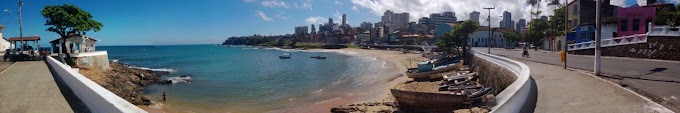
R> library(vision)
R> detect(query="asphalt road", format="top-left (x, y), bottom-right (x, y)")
top-left (472, 47), bottom-right (680, 112)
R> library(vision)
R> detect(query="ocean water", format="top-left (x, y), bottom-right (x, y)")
top-left (98, 45), bottom-right (396, 112)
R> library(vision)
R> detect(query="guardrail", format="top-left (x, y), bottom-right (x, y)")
top-left (45, 56), bottom-right (147, 113)
top-left (472, 50), bottom-right (533, 113)
top-left (568, 34), bottom-right (648, 51)
top-left (648, 25), bottom-right (680, 37)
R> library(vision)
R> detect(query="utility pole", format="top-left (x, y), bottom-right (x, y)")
top-left (563, 0), bottom-right (568, 69)
top-left (594, 0), bottom-right (602, 76)
top-left (18, 0), bottom-right (24, 50)
top-left (484, 7), bottom-right (495, 54)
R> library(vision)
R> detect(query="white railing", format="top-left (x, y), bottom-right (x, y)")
top-left (472, 50), bottom-right (533, 113)
top-left (45, 57), bottom-right (147, 113)
top-left (568, 34), bottom-right (648, 51)
top-left (648, 26), bottom-right (680, 37)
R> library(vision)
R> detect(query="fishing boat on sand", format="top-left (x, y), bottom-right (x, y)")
top-left (406, 58), bottom-right (463, 80)
top-left (391, 72), bottom-right (493, 112)
top-left (279, 53), bottom-right (291, 59)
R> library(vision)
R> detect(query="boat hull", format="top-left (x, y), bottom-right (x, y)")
top-left (391, 89), bottom-right (467, 112)
top-left (406, 63), bottom-right (462, 79)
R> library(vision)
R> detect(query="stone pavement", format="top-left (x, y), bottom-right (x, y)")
top-left (473, 47), bottom-right (680, 112)
top-left (0, 61), bottom-right (88, 112)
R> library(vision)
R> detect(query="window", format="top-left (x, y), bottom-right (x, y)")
top-left (645, 19), bottom-right (652, 32)
top-left (572, 4), bottom-right (579, 15)
top-left (632, 19), bottom-right (640, 31)
top-left (620, 20), bottom-right (628, 31)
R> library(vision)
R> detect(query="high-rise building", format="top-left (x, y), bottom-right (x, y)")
top-left (360, 22), bottom-right (373, 31)
top-left (500, 11), bottom-right (512, 28)
top-left (510, 20), bottom-right (516, 30)
top-left (540, 16), bottom-right (548, 21)
top-left (311, 24), bottom-right (316, 34)
top-left (380, 10), bottom-right (410, 33)
top-left (516, 19), bottom-right (526, 32)
top-left (329, 18), bottom-right (334, 25)
top-left (469, 11), bottom-right (480, 23)
top-left (342, 14), bottom-right (347, 26)
top-left (428, 12), bottom-right (457, 30)
top-left (295, 26), bottom-right (308, 35)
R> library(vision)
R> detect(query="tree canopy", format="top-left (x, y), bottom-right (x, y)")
top-left (503, 31), bottom-right (521, 43)
top-left (526, 19), bottom-right (550, 45)
top-left (436, 21), bottom-right (479, 56)
top-left (41, 4), bottom-right (103, 38)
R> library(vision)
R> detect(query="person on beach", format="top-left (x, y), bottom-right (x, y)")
top-left (163, 92), bottom-right (166, 101)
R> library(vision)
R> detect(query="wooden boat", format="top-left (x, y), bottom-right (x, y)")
top-left (391, 88), bottom-right (468, 112)
top-left (279, 53), bottom-right (291, 59)
top-left (310, 55), bottom-right (326, 59)
top-left (406, 61), bottom-right (463, 80)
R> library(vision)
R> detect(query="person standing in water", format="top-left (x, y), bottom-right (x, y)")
top-left (163, 92), bottom-right (166, 101)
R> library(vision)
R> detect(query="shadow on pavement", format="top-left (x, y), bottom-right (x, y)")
top-left (521, 77), bottom-right (538, 113)
top-left (45, 60), bottom-right (92, 113)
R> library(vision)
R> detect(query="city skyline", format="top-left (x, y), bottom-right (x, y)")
top-left (0, 0), bottom-right (671, 46)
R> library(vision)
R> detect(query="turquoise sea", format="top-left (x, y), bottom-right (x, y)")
top-left (98, 45), bottom-right (397, 112)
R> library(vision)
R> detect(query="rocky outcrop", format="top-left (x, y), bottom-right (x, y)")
top-left (571, 36), bottom-right (680, 61)
top-left (78, 62), bottom-right (168, 105)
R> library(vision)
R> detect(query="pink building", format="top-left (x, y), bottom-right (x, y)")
top-left (617, 5), bottom-right (656, 37)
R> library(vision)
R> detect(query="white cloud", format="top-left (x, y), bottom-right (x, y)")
top-left (243, 0), bottom-right (256, 3)
top-left (352, 5), bottom-right (359, 12)
top-left (275, 11), bottom-right (289, 20)
top-left (305, 16), bottom-right (326, 25)
top-left (261, 0), bottom-right (290, 8)
top-left (350, 0), bottom-right (624, 27)
top-left (256, 10), bottom-right (274, 21)
top-left (334, 1), bottom-right (344, 5)
top-left (301, 0), bottom-right (313, 10)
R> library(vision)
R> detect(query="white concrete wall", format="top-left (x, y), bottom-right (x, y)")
top-left (45, 57), bottom-right (147, 113)
top-left (473, 50), bottom-right (533, 113)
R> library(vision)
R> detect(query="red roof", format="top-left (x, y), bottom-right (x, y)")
top-left (7, 36), bottom-right (40, 41)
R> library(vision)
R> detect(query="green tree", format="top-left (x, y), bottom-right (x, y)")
top-left (527, 19), bottom-right (550, 46)
top-left (41, 4), bottom-right (103, 59)
top-left (503, 31), bottom-right (521, 45)
top-left (436, 21), bottom-right (479, 57)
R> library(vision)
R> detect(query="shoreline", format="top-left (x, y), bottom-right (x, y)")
top-left (271, 48), bottom-right (427, 112)
top-left (78, 62), bottom-right (169, 106)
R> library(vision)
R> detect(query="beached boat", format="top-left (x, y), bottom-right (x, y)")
top-left (406, 59), bottom-right (463, 80)
top-left (390, 89), bottom-right (468, 112)
top-left (279, 53), bottom-right (291, 59)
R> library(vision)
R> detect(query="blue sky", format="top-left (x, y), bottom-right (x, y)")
top-left (0, 0), bottom-right (676, 46)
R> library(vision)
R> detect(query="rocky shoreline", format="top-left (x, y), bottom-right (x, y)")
top-left (78, 62), bottom-right (169, 105)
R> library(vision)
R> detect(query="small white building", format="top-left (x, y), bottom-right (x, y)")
top-left (50, 35), bottom-right (110, 70)
top-left (0, 25), bottom-right (14, 52)
top-left (468, 27), bottom-right (511, 47)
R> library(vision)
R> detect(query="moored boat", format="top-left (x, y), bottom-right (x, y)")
top-left (310, 55), bottom-right (326, 59)
top-left (279, 53), bottom-right (291, 59)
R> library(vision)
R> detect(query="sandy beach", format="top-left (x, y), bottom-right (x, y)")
top-left (274, 48), bottom-right (428, 113)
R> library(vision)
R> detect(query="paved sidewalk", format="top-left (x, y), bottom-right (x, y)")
top-left (474, 47), bottom-right (680, 112)
top-left (0, 61), bottom-right (87, 112)
top-left (524, 60), bottom-right (672, 112)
